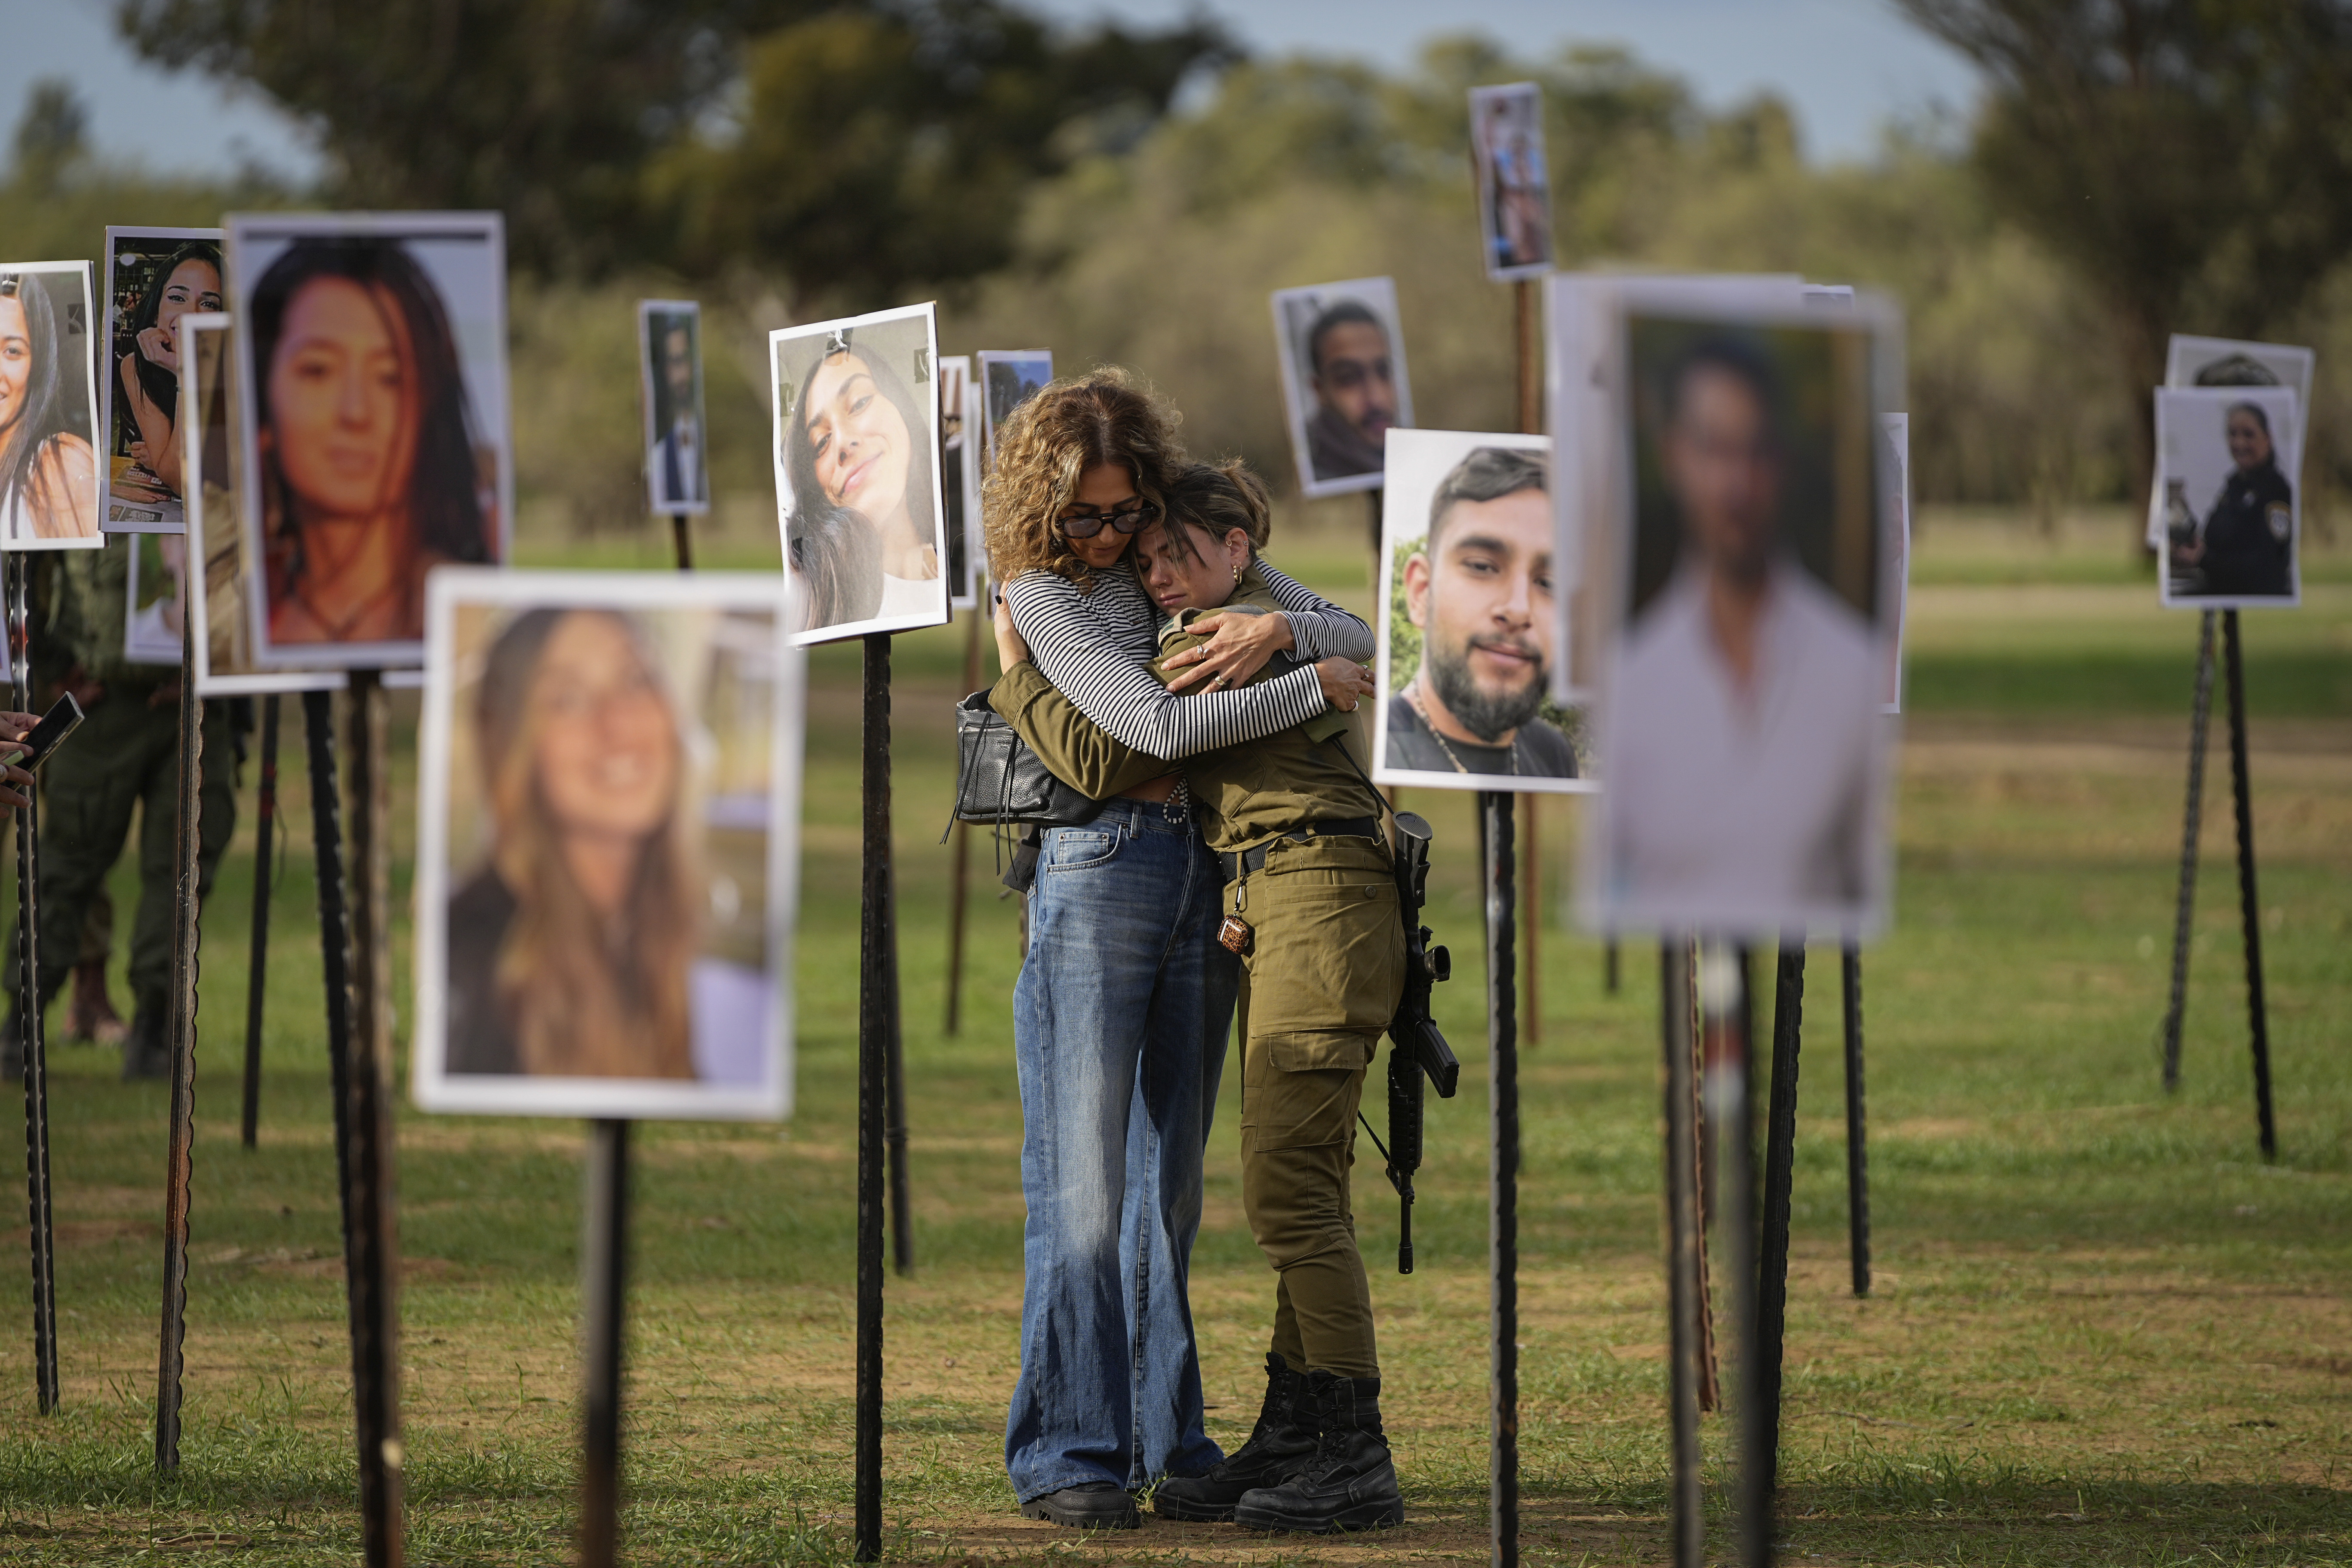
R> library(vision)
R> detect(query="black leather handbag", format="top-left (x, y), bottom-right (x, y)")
top-left (947, 691), bottom-right (1098, 830)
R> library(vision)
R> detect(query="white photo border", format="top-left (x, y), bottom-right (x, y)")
top-left (0, 259), bottom-right (105, 553)
top-left (100, 226), bottom-right (222, 534)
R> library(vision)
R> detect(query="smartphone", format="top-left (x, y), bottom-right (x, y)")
top-left (8, 693), bottom-right (83, 773)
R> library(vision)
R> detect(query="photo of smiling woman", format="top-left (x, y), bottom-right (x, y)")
top-left (0, 261), bottom-right (102, 547)
top-left (770, 304), bottom-right (947, 643)
top-left (414, 573), bottom-right (798, 1120)
top-left (101, 228), bottom-right (222, 528)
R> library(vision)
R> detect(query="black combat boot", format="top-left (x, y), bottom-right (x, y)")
top-left (121, 993), bottom-right (170, 1082)
top-left (1231, 1370), bottom-right (1404, 1534)
top-left (1153, 1352), bottom-right (1319, 1521)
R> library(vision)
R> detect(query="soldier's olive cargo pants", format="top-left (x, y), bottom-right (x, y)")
top-left (1230, 836), bottom-right (1406, 1381)
top-left (3, 692), bottom-right (237, 1013)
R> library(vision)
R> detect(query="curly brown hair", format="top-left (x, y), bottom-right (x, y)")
top-left (981, 367), bottom-right (1185, 589)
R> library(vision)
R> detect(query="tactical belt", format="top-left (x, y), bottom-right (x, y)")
top-left (1217, 816), bottom-right (1383, 883)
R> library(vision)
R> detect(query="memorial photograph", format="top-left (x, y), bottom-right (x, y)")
top-left (977, 347), bottom-right (1051, 459)
top-left (2146, 335), bottom-right (2316, 550)
top-left (99, 226), bottom-right (221, 531)
top-left (939, 353), bottom-right (979, 609)
top-left (1373, 427), bottom-right (1589, 793)
top-left (1586, 300), bottom-right (1898, 936)
top-left (1271, 276), bottom-right (1414, 498)
top-left (412, 569), bottom-right (800, 1121)
top-left (123, 530), bottom-right (188, 664)
top-left (772, 304), bottom-right (950, 644)
top-left (0, 259), bottom-right (103, 547)
top-left (227, 210), bottom-right (511, 668)
top-left (2155, 385), bottom-right (2301, 608)
top-left (639, 298), bottom-right (710, 516)
top-left (1470, 82), bottom-right (1553, 279)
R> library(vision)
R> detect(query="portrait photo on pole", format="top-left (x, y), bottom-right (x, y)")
top-left (2145, 335), bottom-right (2315, 549)
top-left (412, 569), bottom-right (802, 1122)
top-left (977, 348), bottom-right (1052, 461)
top-left (2155, 385), bottom-right (2301, 609)
top-left (1470, 83), bottom-right (1553, 280)
top-left (772, 304), bottom-right (950, 646)
top-left (226, 211), bottom-right (511, 669)
top-left (177, 313), bottom-right (345, 697)
top-left (939, 354), bottom-right (980, 610)
top-left (0, 259), bottom-right (104, 549)
top-left (1373, 428), bottom-right (1589, 793)
top-left (124, 531), bottom-right (190, 664)
top-left (1583, 294), bottom-right (1901, 938)
top-left (639, 299), bottom-right (711, 517)
top-left (1271, 277), bottom-right (1414, 498)
top-left (100, 227), bottom-right (223, 532)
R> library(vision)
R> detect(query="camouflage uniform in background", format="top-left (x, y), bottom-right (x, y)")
top-left (2, 538), bottom-right (237, 1080)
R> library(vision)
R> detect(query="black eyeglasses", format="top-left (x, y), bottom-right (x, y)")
top-left (1058, 501), bottom-right (1159, 539)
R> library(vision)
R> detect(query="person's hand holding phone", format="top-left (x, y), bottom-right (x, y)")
top-left (0, 710), bottom-right (43, 810)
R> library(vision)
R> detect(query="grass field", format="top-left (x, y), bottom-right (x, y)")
top-left (0, 509), bottom-right (2346, 1565)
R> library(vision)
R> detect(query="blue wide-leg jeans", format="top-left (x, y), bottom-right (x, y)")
top-left (1005, 797), bottom-right (1239, 1501)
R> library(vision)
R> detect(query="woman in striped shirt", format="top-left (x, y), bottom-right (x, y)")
top-left (982, 370), bottom-right (1375, 1530)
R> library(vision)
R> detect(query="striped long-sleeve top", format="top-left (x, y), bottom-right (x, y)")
top-left (1002, 560), bottom-right (1373, 760)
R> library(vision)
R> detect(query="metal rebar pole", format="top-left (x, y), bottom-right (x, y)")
top-left (1606, 938), bottom-right (1620, 996)
top-left (1660, 938), bottom-right (1704, 1568)
top-left (1840, 947), bottom-right (1870, 1298)
top-left (2161, 612), bottom-right (2217, 1089)
top-left (307, 682), bottom-right (403, 1567)
top-left (944, 610), bottom-right (980, 1036)
top-left (1520, 795), bottom-right (1538, 1050)
top-left (156, 587), bottom-right (206, 1471)
top-left (1703, 943), bottom-right (1770, 1568)
top-left (1482, 790), bottom-right (1520, 1568)
top-left (12, 553), bottom-right (58, 1414)
top-left (2220, 613), bottom-right (2276, 1160)
top-left (1757, 942), bottom-right (1805, 1502)
top-left (240, 693), bottom-right (280, 1148)
top-left (670, 512), bottom-right (694, 571)
top-left (578, 1118), bottom-right (630, 1568)
top-left (855, 634), bottom-right (890, 1562)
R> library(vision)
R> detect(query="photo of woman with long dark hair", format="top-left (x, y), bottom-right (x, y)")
top-left (445, 606), bottom-right (705, 1080)
top-left (105, 232), bottom-right (221, 522)
top-left (771, 306), bottom-right (946, 638)
top-left (0, 264), bottom-right (101, 544)
top-left (243, 230), bottom-right (499, 649)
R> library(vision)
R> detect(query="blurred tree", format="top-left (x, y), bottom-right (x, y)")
top-left (117, 0), bottom-right (1232, 289)
top-left (11, 78), bottom-right (90, 195)
top-left (657, 0), bottom-right (1235, 308)
top-left (1898, 0), bottom-right (2352, 509)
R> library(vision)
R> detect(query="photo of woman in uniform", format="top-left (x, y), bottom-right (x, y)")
top-left (771, 304), bottom-right (947, 643)
top-left (249, 238), bottom-right (497, 648)
top-left (2156, 385), bottom-right (2300, 607)
top-left (104, 231), bottom-right (222, 527)
top-left (0, 263), bottom-right (102, 546)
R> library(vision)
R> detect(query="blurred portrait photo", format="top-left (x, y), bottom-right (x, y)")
top-left (178, 312), bottom-right (344, 697)
top-left (228, 212), bottom-right (511, 668)
top-left (101, 228), bottom-right (222, 530)
top-left (0, 261), bottom-right (103, 548)
top-left (1592, 305), bottom-right (1895, 936)
top-left (1470, 83), bottom-right (1553, 279)
top-left (771, 304), bottom-right (949, 644)
top-left (415, 571), bottom-right (799, 1121)
top-left (1374, 429), bottom-right (1587, 793)
top-left (125, 531), bottom-right (189, 665)
top-left (2145, 335), bottom-right (2314, 553)
top-left (1272, 277), bottom-right (1414, 498)
top-left (2156, 385), bottom-right (2300, 607)
top-left (939, 354), bottom-right (978, 609)
top-left (978, 349), bottom-right (1052, 460)
top-left (640, 299), bottom-right (710, 515)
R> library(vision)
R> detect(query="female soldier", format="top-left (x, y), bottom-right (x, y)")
top-left (2173, 401), bottom-right (2294, 598)
top-left (984, 373), bottom-right (1375, 1530)
top-left (993, 461), bottom-right (1407, 1535)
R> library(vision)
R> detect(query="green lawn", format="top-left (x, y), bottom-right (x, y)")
top-left (0, 512), bottom-right (2346, 1564)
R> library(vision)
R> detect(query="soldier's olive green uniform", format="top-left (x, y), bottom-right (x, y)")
top-left (5, 539), bottom-right (237, 1021)
top-left (995, 567), bottom-right (1403, 1380)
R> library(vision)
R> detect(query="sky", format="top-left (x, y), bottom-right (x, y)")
top-left (2, 0), bottom-right (1981, 181)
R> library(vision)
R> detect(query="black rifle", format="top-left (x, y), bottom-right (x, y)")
top-left (1384, 811), bottom-right (1457, 1273)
